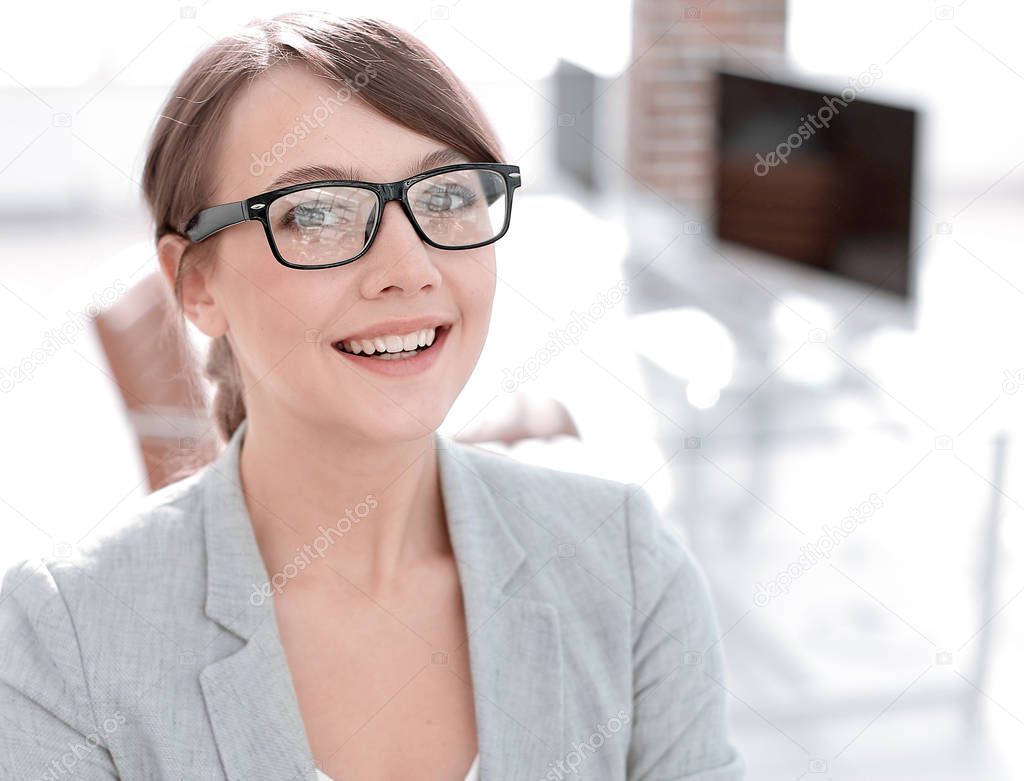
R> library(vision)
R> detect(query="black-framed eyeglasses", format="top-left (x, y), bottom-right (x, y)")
top-left (183, 162), bottom-right (522, 270)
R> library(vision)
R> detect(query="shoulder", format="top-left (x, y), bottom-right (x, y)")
top-left (0, 470), bottom-right (214, 760)
top-left (0, 467), bottom-right (209, 646)
top-left (448, 438), bottom-right (630, 518)
top-left (447, 439), bottom-right (695, 591)
top-left (66, 468), bottom-right (205, 583)
top-left (446, 438), bottom-right (636, 551)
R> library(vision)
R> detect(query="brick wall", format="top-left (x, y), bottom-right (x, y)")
top-left (627, 0), bottom-right (787, 215)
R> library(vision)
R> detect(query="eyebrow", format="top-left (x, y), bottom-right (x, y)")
top-left (266, 148), bottom-right (473, 190)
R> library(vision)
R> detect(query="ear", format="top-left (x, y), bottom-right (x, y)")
top-left (157, 232), bottom-right (228, 339)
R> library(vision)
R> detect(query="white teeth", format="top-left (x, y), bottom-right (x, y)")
top-left (340, 326), bottom-right (440, 355)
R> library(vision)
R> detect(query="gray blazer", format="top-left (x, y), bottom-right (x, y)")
top-left (0, 418), bottom-right (745, 780)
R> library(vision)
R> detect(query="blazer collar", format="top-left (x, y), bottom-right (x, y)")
top-left (197, 418), bottom-right (564, 780)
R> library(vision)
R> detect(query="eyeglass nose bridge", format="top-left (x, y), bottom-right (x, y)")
top-left (370, 181), bottom-right (427, 250)
top-left (374, 181), bottom-right (415, 227)
top-left (378, 181), bottom-right (406, 203)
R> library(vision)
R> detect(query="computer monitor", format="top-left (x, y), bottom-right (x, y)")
top-left (713, 65), bottom-right (919, 301)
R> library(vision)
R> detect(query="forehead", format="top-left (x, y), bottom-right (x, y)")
top-left (214, 63), bottom-right (462, 200)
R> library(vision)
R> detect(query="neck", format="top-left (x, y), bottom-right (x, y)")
top-left (237, 414), bottom-right (449, 597)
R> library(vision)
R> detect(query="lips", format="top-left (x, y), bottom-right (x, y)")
top-left (330, 321), bottom-right (452, 376)
top-left (334, 315), bottom-right (455, 344)
top-left (332, 324), bottom-right (450, 357)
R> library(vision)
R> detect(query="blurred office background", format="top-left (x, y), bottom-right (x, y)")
top-left (2, 1), bottom-right (1023, 778)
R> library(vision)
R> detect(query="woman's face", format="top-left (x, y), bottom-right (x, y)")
top-left (190, 64), bottom-right (497, 443)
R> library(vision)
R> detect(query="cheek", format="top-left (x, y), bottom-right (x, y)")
top-left (456, 250), bottom-right (497, 320)
top-left (443, 257), bottom-right (495, 358)
top-left (218, 223), bottom-right (280, 287)
top-left (214, 230), bottom-right (340, 372)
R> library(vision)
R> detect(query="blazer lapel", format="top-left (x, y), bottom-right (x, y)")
top-left (436, 434), bottom-right (565, 781)
top-left (197, 419), bottom-right (318, 781)
top-left (195, 418), bottom-right (564, 781)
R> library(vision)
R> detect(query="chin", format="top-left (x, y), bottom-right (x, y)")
top-left (346, 399), bottom-right (453, 442)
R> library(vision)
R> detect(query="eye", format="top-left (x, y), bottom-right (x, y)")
top-left (283, 201), bottom-right (355, 229)
top-left (415, 183), bottom-right (478, 214)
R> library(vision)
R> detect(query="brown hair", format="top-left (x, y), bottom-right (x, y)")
top-left (141, 11), bottom-right (505, 449)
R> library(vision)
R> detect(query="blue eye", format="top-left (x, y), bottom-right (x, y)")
top-left (283, 202), bottom-right (355, 229)
top-left (415, 183), bottom-right (478, 214)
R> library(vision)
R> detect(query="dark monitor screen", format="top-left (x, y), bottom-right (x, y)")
top-left (713, 68), bottom-right (918, 299)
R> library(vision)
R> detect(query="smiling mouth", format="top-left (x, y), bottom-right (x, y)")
top-left (332, 324), bottom-right (451, 360)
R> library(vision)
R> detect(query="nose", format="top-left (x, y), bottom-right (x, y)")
top-left (358, 199), bottom-right (442, 298)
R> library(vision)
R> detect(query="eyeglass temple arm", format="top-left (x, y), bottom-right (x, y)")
top-left (184, 201), bottom-right (248, 243)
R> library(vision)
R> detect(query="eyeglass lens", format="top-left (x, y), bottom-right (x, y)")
top-left (265, 168), bottom-right (508, 266)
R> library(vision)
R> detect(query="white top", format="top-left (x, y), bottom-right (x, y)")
top-left (316, 753), bottom-right (479, 781)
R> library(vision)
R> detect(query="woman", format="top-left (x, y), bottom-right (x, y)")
top-left (0, 12), bottom-right (745, 781)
